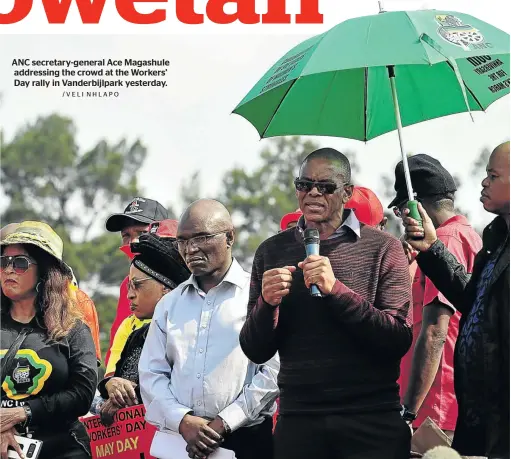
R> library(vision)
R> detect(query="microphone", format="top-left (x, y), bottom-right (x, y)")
top-left (303, 228), bottom-right (322, 297)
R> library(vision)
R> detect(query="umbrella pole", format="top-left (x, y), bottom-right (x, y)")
top-left (387, 65), bottom-right (423, 225)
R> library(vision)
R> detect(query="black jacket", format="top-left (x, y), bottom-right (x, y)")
top-left (1, 315), bottom-right (97, 458)
top-left (0, 316), bottom-right (97, 431)
top-left (98, 323), bottom-right (149, 402)
top-left (416, 216), bottom-right (509, 458)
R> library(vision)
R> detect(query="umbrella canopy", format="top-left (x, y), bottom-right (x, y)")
top-left (233, 10), bottom-right (510, 141)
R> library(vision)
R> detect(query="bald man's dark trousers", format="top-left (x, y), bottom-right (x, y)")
top-left (221, 416), bottom-right (274, 459)
top-left (274, 410), bottom-right (411, 459)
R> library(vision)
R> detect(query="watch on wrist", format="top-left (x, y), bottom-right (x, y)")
top-left (400, 405), bottom-right (417, 422)
top-left (220, 417), bottom-right (231, 435)
top-left (21, 404), bottom-right (32, 429)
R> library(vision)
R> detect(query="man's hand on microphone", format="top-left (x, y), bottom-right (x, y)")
top-left (262, 266), bottom-right (296, 306)
top-left (298, 255), bottom-right (336, 295)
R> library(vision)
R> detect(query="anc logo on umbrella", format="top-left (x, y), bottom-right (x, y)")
top-left (435, 14), bottom-right (484, 51)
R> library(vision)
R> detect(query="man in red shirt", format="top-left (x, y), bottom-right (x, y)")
top-left (280, 209), bottom-right (302, 231)
top-left (104, 196), bottom-right (168, 366)
top-left (345, 186), bottom-right (387, 230)
top-left (389, 155), bottom-right (482, 437)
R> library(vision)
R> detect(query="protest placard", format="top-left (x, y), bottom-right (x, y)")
top-left (80, 405), bottom-right (157, 459)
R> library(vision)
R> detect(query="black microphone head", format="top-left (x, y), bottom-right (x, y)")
top-left (303, 228), bottom-right (320, 245)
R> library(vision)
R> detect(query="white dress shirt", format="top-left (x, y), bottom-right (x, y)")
top-left (297, 208), bottom-right (361, 239)
top-left (139, 258), bottom-right (280, 433)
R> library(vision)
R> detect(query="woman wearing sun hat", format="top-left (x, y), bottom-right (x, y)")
top-left (0, 221), bottom-right (97, 459)
top-left (1, 222), bottom-right (102, 367)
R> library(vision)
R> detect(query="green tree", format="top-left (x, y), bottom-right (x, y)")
top-left (468, 146), bottom-right (493, 235)
top-left (1, 114), bottom-right (147, 286)
top-left (93, 293), bottom-right (119, 360)
top-left (180, 170), bottom-right (202, 211)
top-left (376, 174), bottom-right (402, 238)
top-left (1, 113), bottom-right (151, 360)
top-left (219, 137), bottom-right (317, 266)
top-left (471, 147), bottom-right (491, 179)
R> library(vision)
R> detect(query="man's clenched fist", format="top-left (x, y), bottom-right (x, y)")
top-left (262, 266), bottom-right (296, 306)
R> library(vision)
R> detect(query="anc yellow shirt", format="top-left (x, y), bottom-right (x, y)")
top-left (105, 315), bottom-right (151, 377)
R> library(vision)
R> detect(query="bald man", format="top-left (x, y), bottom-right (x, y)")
top-left (402, 141), bottom-right (510, 459)
top-left (139, 199), bottom-right (279, 459)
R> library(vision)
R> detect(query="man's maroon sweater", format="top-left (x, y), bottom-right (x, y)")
top-left (240, 224), bottom-right (412, 414)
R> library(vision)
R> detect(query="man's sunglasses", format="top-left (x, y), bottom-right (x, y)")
top-left (0, 255), bottom-right (37, 274)
top-left (294, 178), bottom-right (342, 195)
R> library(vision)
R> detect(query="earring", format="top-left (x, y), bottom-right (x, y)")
top-left (35, 282), bottom-right (41, 293)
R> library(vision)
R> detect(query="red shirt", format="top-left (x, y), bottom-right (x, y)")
top-left (104, 276), bottom-right (130, 366)
top-left (398, 215), bottom-right (482, 430)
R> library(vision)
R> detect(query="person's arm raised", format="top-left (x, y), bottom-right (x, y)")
top-left (403, 203), bottom-right (472, 312)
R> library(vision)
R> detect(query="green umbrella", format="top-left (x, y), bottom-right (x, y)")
top-left (233, 9), bottom-right (510, 222)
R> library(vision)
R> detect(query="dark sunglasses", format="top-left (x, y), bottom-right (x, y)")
top-left (0, 255), bottom-right (37, 274)
top-left (294, 178), bottom-right (342, 195)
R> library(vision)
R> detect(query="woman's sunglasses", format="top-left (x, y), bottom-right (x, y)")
top-left (0, 255), bottom-right (37, 274)
top-left (294, 178), bottom-right (341, 195)
top-left (127, 276), bottom-right (153, 291)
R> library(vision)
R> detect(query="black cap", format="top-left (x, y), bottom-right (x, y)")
top-left (105, 197), bottom-right (168, 232)
top-left (388, 154), bottom-right (457, 208)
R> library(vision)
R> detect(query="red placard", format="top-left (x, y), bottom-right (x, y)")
top-left (80, 405), bottom-right (157, 459)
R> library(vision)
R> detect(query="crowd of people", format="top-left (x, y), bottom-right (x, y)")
top-left (0, 141), bottom-right (509, 459)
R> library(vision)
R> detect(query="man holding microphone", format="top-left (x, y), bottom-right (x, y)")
top-left (240, 148), bottom-right (413, 459)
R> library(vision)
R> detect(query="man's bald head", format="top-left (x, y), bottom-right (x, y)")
top-left (179, 199), bottom-right (233, 234)
top-left (492, 140), bottom-right (510, 161)
top-left (1, 223), bottom-right (20, 241)
top-left (481, 140), bottom-right (510, 215)
top-left (177, 199), bottom-right (235, 282)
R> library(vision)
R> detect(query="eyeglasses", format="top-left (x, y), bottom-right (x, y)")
top-left (174, 231), bottom-right (229, 251)
top-left (0, 255), bottom-right (37, 274)
top-left (294, 178), bottom-right (343, 195)
top-left (127, 276), bottom-right (153, 291)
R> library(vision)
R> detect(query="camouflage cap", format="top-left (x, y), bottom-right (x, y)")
top-left (0, 221), bottom-right (64, 261)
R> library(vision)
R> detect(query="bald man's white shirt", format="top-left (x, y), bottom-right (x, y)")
top-left (139, 258), bottom-right (280, 433)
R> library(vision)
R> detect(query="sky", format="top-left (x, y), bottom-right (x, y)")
top-left (1, 0), bottom-right (509, 236)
